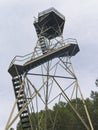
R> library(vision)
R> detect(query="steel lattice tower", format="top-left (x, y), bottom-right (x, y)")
top-left (5, 8), bottom-right (94, 130)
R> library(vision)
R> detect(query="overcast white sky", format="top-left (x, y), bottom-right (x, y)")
top-left (0, 0), bottom-right (98, 130)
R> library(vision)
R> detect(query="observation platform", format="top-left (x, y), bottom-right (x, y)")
top-left (8, 43), bottom-right (79, 77)
top-left (34, 7), bottom-right (65, 39)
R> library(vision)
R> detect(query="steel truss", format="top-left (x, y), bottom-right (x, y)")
top-left (5, 37), bottom-right (94, 130)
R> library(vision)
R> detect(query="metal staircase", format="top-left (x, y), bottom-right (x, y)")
top-left (12, 76), bottom-right (32, 130)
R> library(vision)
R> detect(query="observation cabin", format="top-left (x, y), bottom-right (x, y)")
top-left (34, 7), bottom-right (65, 39)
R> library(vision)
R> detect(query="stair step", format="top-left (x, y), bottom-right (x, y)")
top-left (22, 125), bottom-right (31, 129)
top-left (18, 100), bottom-right (26, 105)
top-left (21, 120), bottom-right (30, 124)
top-left (21, 110), bottom-right (28, 114)
top-left (16, 91), bottom-right (24, 97)
top-left (18, 105), bottom-right (27, 110)
top-left (12, 77), bottom-right (22, 82)
top-left (18, 106), bottom-right (23, 110)
top-left (18, 105), bottom-right (27, 111)
top-left (13, 82), bottom-right (21, 86)
top-left (17, 93), bottom-right (24, 97)
top-left (14, 87), bottom-right (21, 91)
top-left (20, 115), bottom-right (29, 120)
top-left (16, 90), bottom-right (24, 94)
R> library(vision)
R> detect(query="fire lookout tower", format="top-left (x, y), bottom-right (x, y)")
top-left (5, 7), bottom-right (94, 130)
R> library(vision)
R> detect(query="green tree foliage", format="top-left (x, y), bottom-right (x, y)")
top-left (10, 128), bottom-right (14, 130)
top-left (16, 91), bottom-right (98, 130)
top-left (90, 91), bottom-right (98, 130)
top-left (53, 99), bottom-right (88, 130)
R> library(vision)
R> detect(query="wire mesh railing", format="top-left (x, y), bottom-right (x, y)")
top-left (9, 38), bottom-right (78, 69)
